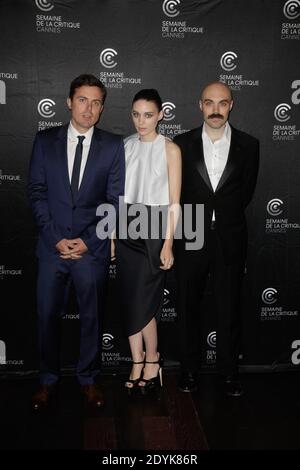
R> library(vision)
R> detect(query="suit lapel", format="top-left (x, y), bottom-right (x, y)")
top-left (192, 127), bottom-right (214, 192)
top-left (55, 125), bottom-right (73, 202)
top-left (215, 127), bottom-right (240, 192)
top-left (77, 128), bottom-right (103, 200)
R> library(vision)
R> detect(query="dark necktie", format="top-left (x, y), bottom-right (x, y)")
top-left (71, 135), bottom-right (85, 196)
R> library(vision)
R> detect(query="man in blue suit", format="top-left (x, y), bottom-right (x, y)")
top-left (28, 74), bottom-right (125, 410)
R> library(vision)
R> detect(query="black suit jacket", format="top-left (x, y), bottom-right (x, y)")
top-left (174, 125), bottom-right (259, 263)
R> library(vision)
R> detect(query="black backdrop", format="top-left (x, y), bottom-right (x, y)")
top-left (0, 0), bottom-right (300, 376)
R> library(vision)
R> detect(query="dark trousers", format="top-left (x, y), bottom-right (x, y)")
top-left (175, 228), bottom-right (244, 376)
top-left (37, 254), bottom-right (108, 385)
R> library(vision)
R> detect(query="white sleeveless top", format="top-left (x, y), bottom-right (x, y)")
top-left (124, 133), bottom-right (169, 206)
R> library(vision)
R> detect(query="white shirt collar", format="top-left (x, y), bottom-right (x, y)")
top-left (68, 121), bottom-right (94, 145)
top-left (202, 121), bottom-right (231, 144)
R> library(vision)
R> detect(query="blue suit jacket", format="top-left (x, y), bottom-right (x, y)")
top-left (28, 124), bottom-right (125, 261)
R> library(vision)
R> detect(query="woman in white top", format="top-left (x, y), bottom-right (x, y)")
top-left (115, 89), bottom-right (181, 393)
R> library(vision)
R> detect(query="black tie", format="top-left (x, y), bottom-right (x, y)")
top-left (71, 135), bottom-right (85, 196)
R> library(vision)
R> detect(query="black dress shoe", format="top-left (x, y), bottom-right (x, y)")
top-left (224, 376), bottom-right (243, 397)
top-left (178, 371), bottom-right (198, 393)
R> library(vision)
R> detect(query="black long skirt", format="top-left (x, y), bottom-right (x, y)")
top-left (116, 205), bottom-right (167, 337)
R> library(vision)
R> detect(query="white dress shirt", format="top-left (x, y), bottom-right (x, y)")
top-left (67, 122), bottom-right (94, 188)
top-left (202, 122), bottom-right (231, 220)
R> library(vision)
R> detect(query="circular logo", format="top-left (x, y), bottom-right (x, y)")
top-left (262, 288), bottom-right (277, 305)
top-left (283, 0), bottom-right (300, 19)
top-left (0, 339), bottom-right (6, 365)
top-left (274, 103), bottom-right (291, 122)
top-left (37, 98), bottom-right (56, 118)
top-left (162, 0), bottom-right (180, 17)
top-left (100, 48), bottom-right (118, 69)
top-left (207, 331), bottom-right (216, 348)
top-left (35, 0), bottom-right (54, 12)
top-left (267, 198), bottom-right (283, 216)
top-left (220, 51), bottom-right (238, 71)
top-left (162, 101), bottom-right (176, 121)
top-left (163, 288), bottom-right (170, 306)
top-left (102, 333), bottom-right (114, 351)
top-left (0, 80), bottom-right (6, 104)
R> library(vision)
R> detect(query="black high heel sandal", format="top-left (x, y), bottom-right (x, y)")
top-left (125, 354), bottom-right (145, 392)
top-left (139, 354), bottom-right (163, 393)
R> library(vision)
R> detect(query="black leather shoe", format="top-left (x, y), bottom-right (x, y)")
top-left (178, 371), bottom-right (198, 393)
top-left (224, 376), bottom-right (243, 397)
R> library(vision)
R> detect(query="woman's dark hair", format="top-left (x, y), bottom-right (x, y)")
top-left (132, 89), bottom-right (162, 111)
top-left (69, 74), bottom-right (107, 103)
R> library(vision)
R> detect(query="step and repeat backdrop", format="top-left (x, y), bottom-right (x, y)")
top-left (0, 0), bottom-right (299, 376)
